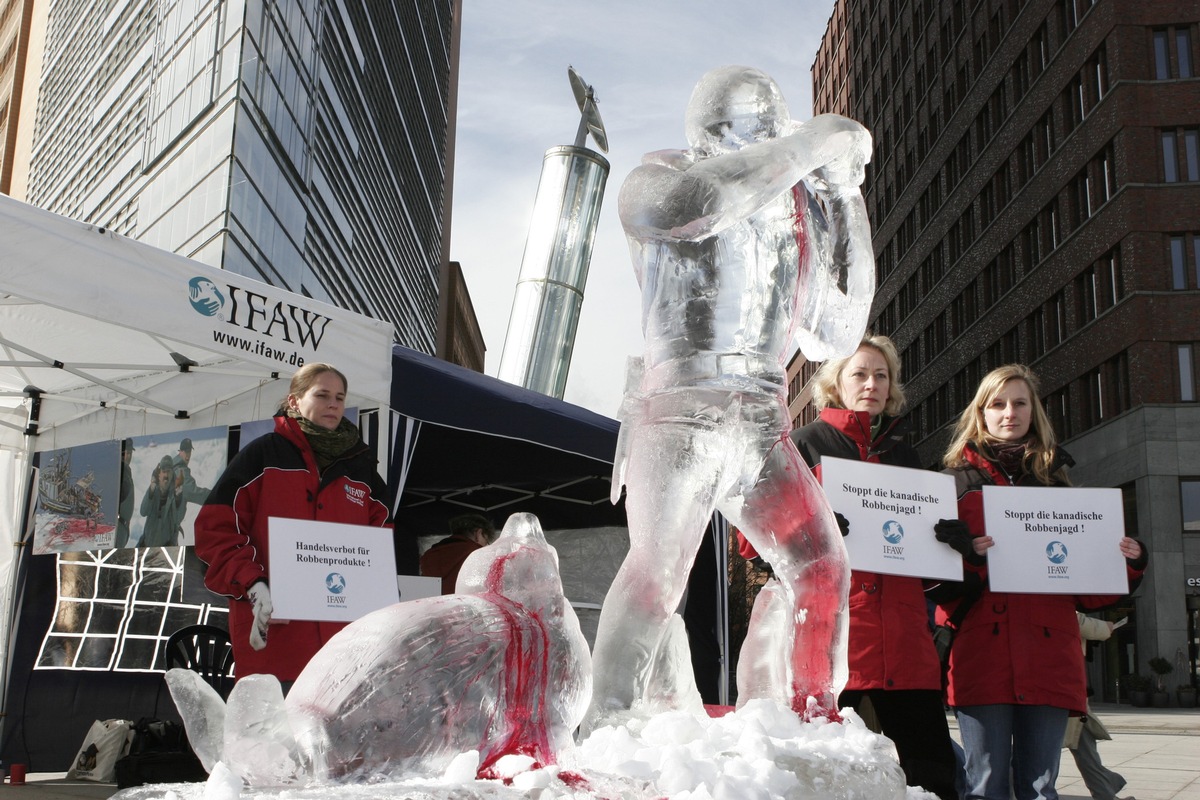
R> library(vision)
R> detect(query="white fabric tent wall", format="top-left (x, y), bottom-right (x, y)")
top-left (0, 448), bottom-right (28, 721)
top-left (0, 194), bottom-right (396, 748)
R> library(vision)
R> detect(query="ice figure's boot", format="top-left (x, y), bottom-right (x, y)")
top-left (735, 579), bottom-right (792, 708)
top-left (784, 552), bottom-right (848, 722)
top-left (639, 614), bottom-right (705, 716)
top-left (165, 668), bottom-right (227, 772)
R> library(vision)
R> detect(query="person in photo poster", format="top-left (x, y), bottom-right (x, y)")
top-left (123, 427), bottom-right (226, 548)
top-left (114, 438), bottom-right (135, 549)
top-left (195, 363), bottom-right (394, 686)
top-left (738, 334), bottom-right (959, 800)
top-left (170, 437), bottom-right (210, 538)
top-left (140, 455), bottom-right (186, 547)
top-left (938, 364), bottom-right (1147, 800)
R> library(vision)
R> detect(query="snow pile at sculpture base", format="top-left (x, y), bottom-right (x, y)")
top-left (113, 700), bottom-right (931, 800)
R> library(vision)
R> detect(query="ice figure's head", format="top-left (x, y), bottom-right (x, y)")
top-left (685, 65), bottom-right (789, 157)
top-left (457, 512), bottom-right (565, 617)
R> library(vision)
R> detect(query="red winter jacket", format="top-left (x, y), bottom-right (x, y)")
top-left (740, 408), bottom-right (943, 691)
top-left (195, 415), bottom-right (392, 682)
top-left (938, 443), bottom-right (1145, 713)
top-left (420, 534), bottom-right (485, 594)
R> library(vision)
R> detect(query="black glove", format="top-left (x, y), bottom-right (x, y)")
top-left (1125, 538), bottom-right (1149, 570)
top-left (935, 518), bottom-right (986, 566)
top-left (749, 555), bottom-right (774, 577)
top-left (834, 512), bottom-right (850, 537)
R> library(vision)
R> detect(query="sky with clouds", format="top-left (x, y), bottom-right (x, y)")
top-left (449, 0), bottom-right (839, 417)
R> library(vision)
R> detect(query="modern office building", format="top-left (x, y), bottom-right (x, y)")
top-left (0, 3), bottom-right (467, 762)
top-left (9, 0), bottom-right (460, 354)
top-left (808, 0), bottom-right (1200, 697)
top-left (0, 0), bottom-right (34, 194)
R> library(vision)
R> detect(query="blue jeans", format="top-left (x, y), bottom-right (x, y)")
top-left (956, 704), bottom-right (1069, 800)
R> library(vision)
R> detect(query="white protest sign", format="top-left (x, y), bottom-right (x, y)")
top-left (268, 518), bottom-right (399, 622)
top-left (821, 457), bottom-right (962, 580)
top-left (982, 485), bottom-right (1127, 594)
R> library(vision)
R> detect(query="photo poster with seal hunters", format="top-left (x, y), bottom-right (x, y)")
top-left (268, 518), bottom-right (399, 622)
top-left (981, 485), bottom-right (1128, 594)
top-left (820, 456), bottom-right (962, 581)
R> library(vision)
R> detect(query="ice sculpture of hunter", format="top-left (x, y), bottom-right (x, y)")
top-left (585, 65), bottom-right (875, 731)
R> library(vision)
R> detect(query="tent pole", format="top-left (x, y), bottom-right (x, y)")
top-left (713, 516), bottom-right (730, 706)
top-left (0, 389), bottom-right (40, 752)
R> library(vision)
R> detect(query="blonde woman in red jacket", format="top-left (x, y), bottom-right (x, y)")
top-left (196, 363), bottom-right (393, 687)
top-left (938, 364), bottom-right (1146, 800)
top-left (740, 335), bottom-right (958, 800)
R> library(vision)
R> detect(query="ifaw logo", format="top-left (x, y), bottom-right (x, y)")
top-left (188, 276), bottom-right (332, 350)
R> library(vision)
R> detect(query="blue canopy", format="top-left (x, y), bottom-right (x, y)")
top-left (388, 346), bottom-right (625, 536)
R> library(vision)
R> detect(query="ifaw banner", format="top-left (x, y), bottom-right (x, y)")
top-left (0, 192), bottom-right (394, 407)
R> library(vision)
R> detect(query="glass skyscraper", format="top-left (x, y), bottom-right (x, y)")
top-left (21, 0), bottom-right (458, 352)
top-left (0, 4), bottom-right (461, 768)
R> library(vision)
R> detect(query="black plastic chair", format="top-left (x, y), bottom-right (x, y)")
top-left (164, 624), bottom-right (236, 700)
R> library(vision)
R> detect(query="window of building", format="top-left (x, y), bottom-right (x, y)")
top-left (1002, 326), bottom-right (1020, 363)
top-left (1195, 236), bottom-right (1200, 288)
top-left (1155, 30), bottom-right (1171, 79)
top-left (1100, 248), bottom-right (1123, 308)
top-left (1101, 143), bottom-right (1117, 201)
top-left (1182, 479), bottom-right (1200, 533)
top-left (1155, 27), bottom-right (1195, 79)
top-left (1024, 217), bottom-right (1041, 270)
top-left (1048, 199), bottom-right (1061, 250)
top-left (1048, 290), bottom-right (1067, 346)
top-left (1018, 134), bottom-right (1035, 185)
top-left (1030, 305), bottom-right (1047, 358)
top-left (1111, 351), bottom-right (1131, 414)
top-left (1013, 50), bottom-right (1030, 99)
top-left (1185, 130), bottom-right (1200, 181)
top-left (1089, 43), bottom-right (1109, 101)
top-left (1032, 23), bottom-right (1049, 76)
top-left (1083, 367), bottom-right (1104, 426)
top-left (1180, 343), bottom-right (1197, 402)
top-left (1075, 169), bottom-right (1093, 222)
top-left (1067, 75), bottom-right (1085, 130)
top-left (1173, 236), bottom-right (1189, 289)
top-left (1164, 131), bottom-right (1179, 181)
top-left (1046, 388), bottom-right (1070, 439)
top-left (1077, 267), bottom-right (1098, 325)
top-left (1036, 112), bottom-right (1055, 166)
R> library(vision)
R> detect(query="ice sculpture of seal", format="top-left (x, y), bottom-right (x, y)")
top-left (167, 512), bottom-right (590, 786)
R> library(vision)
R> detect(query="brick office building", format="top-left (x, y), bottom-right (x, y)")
top-left (806, 0), bottom-right (1200, 698)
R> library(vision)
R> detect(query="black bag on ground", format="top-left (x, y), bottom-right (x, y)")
top-left (114, 718), bottom-right (208, 788)
top-left (933, 580), bottom-right (983, 669)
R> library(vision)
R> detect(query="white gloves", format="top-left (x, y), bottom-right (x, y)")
top-left (247, 582), bottom-right (273, 651)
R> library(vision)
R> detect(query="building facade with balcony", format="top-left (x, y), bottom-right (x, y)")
top-left (810, 0), bottom-right (1200, 698)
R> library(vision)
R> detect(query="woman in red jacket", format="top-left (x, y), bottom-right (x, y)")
top-left (939, 364), bottom-right (1146, 800)
top-left (740, 335), bottom-right (958, 800)
top-left (195, 363), bottom-right (392, 686)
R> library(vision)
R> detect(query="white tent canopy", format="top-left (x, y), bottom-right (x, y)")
top-left (0, 194), bottom-right (393, 453)
top-left (0, 193), bottom-right (394, 745)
